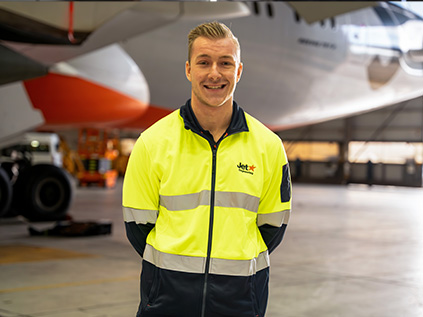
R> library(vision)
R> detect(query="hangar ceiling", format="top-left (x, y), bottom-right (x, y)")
top-left (278, 96), bottom-right (423, 143)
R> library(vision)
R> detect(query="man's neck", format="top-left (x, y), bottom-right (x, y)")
top-left (191, 100), bottom-right (233, 143)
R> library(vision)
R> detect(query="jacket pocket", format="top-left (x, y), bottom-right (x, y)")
top-left (251, 274), bottom-right (261, 317)
top-left (140, 260), bottom-right (160, 311)
top-left (207, 274), bottom-right (258, 317)
top-left (252, 268), bottom-right (269, 317)
top-left (147, 266), bottom-right (160, 305)
top-left (141, 263), bottom-right (203, 316)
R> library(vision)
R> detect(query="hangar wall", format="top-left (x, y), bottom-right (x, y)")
top-left (278, 96), bottom-right (423, 187)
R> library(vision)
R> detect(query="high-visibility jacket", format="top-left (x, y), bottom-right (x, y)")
top-left (123, 100), bottom-right (292, 317)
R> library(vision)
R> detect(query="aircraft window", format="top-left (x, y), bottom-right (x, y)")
top-left (330, 18), bottom-right (335, 29)
top-left (253, 2), bottom-right (260, 15)
top-left (266, 3), bottom-right (274, 18)
top-left (294, 11), bottom-right (301, 23)
top-left (373, 6), bottom-right (396, 26)
top-left (388, 3), bottom-right (423, 21)
top-left (392, 11), bottom-right (409, 24)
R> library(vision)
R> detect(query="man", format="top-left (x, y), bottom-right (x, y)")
top-left (123, 21), bottom-right (292, 317)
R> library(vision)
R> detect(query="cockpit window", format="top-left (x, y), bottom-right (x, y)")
top-left (392, 11), bottom-right (410, 24)
top-left (387, 2), bottom-right (423, 24)
top-left (391, 3), bottom-right (423, 19)
top-left (373, 6), bottom-right (396, 26)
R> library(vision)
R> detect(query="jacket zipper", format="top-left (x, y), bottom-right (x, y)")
top-left (200, 135), bottom-right (222, 317)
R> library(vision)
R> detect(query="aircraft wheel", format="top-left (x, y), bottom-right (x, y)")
top-left (16, 164), bottom-right (73, 221)
top-left (0, 167), bottom-right (12, 217)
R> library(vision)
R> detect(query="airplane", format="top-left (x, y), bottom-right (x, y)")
top-left (0, 2), bottom-right (249, 221)
top-left (121, 1), bottom-right (423, 130)
top-left (1, 1), bottom-right (423, 221)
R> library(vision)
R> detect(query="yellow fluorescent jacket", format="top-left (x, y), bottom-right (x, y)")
top-left (123, 101), bottom-right (291, 277)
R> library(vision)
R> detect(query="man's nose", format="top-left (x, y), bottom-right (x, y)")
top-left (208, 63), bottom-right (221, 80)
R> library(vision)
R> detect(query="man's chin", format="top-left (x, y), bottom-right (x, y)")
top-left (203, 97), bottom-right (231, 108)
top-left (193, 92), bottom-right (232, 109)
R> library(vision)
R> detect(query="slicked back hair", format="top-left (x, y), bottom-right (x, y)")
top-left (187, 21), bottom-right (240, 64)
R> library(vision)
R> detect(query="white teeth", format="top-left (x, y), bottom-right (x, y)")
top-left (206, 85), bottom-right (224, 89)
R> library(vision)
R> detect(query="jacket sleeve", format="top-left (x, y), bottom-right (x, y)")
top-left (257, 139), bottom-right (292, 254)
top-left (122, 136), bottom-right (160, 258)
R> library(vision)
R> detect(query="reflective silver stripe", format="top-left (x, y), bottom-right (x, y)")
top-left (144, 244), bottom-right (206, 274)
top-left (123, 207), bottom-right (158, 224)
top-left (215, 191), bottom-right (259, 213)
top-left (257, 209), bottom-right (291, 227)
top-left (209, 251), bottom-right (269, 276)
top-left (160, 190), bottom-right (259, 213)
top-left (160, 190), bottom-right (210, 211)
top-left (143, 244), bottom-right (269, 277)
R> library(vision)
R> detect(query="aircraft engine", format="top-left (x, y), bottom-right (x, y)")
top-left (399, 20), bottom-right (423, 76)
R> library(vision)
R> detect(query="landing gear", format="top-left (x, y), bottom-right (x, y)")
top-left (13, 164), bottom-right (73, 222)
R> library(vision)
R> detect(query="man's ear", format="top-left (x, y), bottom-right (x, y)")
top-left (236, 62), bottom-right (243, 83)
top-left (185, 61), bottom-right (192, 82)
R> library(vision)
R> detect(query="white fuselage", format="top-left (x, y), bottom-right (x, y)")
top-left (1, 2), bottom-right (423, 138)
top-left (121, 2), bottom-right (423, 129)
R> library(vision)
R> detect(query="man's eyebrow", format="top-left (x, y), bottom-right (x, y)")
top-left (219, 55), bottom-right (236, 60)
top-left (195, 54), bottom-right (211, 60)
top-left (194, 54), bottom-right (236, 60)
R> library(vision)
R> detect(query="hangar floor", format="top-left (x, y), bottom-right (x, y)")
top-left (1, 180), bottom-right (422, 317)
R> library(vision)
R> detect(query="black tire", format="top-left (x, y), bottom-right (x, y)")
top-left (0, 167), bottom-right (12, 217)
top-left (14, 164), bottom-right (73, 221)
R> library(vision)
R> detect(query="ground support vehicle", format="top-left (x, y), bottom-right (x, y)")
top-left (0, 133), bottom-right (73, 221)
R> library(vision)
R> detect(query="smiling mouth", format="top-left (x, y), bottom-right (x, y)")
top-left (204, 84), bottom-right (226, 90)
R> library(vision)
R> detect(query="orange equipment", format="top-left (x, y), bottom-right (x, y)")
top-left (77, 128), bottom-right (118, 188)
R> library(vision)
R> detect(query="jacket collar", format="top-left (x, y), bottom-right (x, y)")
top-left (179, 99), bottom-right (249, 136)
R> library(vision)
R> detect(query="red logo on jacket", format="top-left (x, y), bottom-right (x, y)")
top-left (237, 162), bottom-right (256, 175)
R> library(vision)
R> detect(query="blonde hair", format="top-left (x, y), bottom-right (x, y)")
top-left (187, 21), bottom-right (240, 64)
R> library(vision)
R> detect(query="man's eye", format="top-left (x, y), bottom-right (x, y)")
top-left (198, 61), bottom-right (208, 65)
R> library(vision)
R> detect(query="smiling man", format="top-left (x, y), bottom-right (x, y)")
top-left (123, 22), bottom-right (292, 317)
top-left (185, 31), bottom-right (242, 142)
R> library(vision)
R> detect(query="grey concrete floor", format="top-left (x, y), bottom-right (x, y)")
top-left (1, 179), bottom-right (422, 317)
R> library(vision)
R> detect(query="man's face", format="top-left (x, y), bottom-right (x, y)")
top-left (186, 37), bottom-right (243, 109)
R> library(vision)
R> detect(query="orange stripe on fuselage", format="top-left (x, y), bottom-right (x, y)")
top-left (115, 105), bottom-right (172, 130)
top-left (24, 73), bottom-right (148, 128)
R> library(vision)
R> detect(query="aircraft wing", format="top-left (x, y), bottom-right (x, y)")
top-left (287, 1), bottom-right (378, 23)
top-left (0, 2), bottom-right (249, 142)
top-left (0, 2), bottom-right (249, 71)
